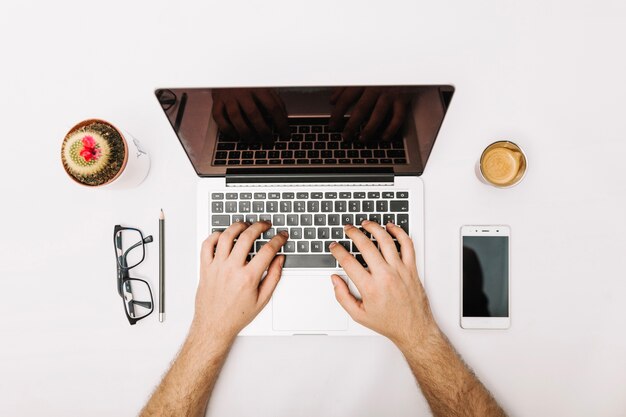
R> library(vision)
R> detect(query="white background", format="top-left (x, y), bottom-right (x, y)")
top-left (1, 1), bottom-right (626, 416)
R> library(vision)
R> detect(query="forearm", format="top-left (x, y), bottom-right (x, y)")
top-left (398, 327), bottom-right (506, 417)
top-left (140, 331), bottom-right (233, 417)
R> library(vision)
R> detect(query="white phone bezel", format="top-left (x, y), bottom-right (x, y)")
top-left (460, 225), bottom-right (511, 329)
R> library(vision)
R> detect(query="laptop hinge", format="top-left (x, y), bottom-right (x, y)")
top-left (225, 167), bottom-right (394, 186)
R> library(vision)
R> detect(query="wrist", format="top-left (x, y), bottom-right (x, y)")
top-left (393, 321), bottom-right (443, 356)
top-left (186, 322), bottom-right (235, 358)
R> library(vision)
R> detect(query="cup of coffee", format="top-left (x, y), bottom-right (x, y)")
top-left (477, 141), bottom-right (527, 188)
top-left (61, 119), bottom-right (150, 188)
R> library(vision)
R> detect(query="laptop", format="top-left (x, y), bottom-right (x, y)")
top-left (155, 85), bottom-right (454, 335)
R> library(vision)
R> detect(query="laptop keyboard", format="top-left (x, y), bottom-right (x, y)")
top-left (213, 117), bottom-right (407, 166)
top-left (210, 190), bottom-right (410, 268)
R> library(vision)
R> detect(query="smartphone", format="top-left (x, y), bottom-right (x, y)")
top-left (460, 225), bottom-right (510, 329)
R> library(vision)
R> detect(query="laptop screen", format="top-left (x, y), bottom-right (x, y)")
top-left (155, 86), bottom-right (454, 177)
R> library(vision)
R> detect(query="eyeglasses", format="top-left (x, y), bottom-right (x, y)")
top-left (114, 225), bottom-right (154, 325)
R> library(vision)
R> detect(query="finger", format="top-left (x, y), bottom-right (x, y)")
top-left (257, 255), bottom-right (285, 308)
top-left (381, 99), bottom-right (408, 141)
top-left (240, 95), bottom-right (273, 141)
top-left (329, 87), bottom-right (364, 131)
top-left (329, 240), bottom-right (370, 291)
top-left (200, 231), bottom-right (221, 265)
top-left (255, 90), bottom-right (290, 139)
top-left (343, 89), bottom-right (379, 141)
top-left (385, 222), bottom-right (416, 267)
top-left (359, 95), bottom-right (392, 141)
top-left (329, 87), bottom-right (345, 104)
top-left (331, 274), bottom-right (364, 322)
top-left (212, 100), bottom-right (237, 137)
top-left (247, 230), bottom-right (289, 276)
top-left (343, 224), bottom-right (385, 271)
top-left (231, 221), bottom-right (272, 262)
top-left (225, 101), bottom-right (255, 141)
top-left (361, 220), bottom-right (402, 265)
top-left (215, 221), bottom-right (250, 259)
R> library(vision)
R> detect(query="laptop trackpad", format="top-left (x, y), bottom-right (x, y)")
top-left (272, 275), bottom-right (348, 332)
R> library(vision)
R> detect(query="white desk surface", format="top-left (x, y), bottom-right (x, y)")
top-left (1, 1), bottom-right (625, 416)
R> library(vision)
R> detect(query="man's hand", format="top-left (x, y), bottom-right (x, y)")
top-left (141, 221), bottom-right (287, 417)
top-left (329, 220), bottom-right (506, 417)
top-left (211, 88), bottom-right (290, 142)
top-left (328, 220), bottom-right (437, 347)
top-left (328, 87), bottom-right (411, 142)
top-left (190, 221), bottom-right (288, 344)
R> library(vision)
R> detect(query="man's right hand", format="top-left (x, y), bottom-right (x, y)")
top-left (328, 220), bottom-right (438, 347)
top-left (211, 88), bottom-right (290, 142)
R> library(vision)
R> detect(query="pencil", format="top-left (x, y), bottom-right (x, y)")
top-left (159, 209), bottom-right (165, 322)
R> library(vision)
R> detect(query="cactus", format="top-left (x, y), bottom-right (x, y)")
top-left (61, 121), bottom-right (126, 186)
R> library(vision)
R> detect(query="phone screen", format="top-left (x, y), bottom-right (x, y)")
top-left (463, 236), bottom-right (509, 317)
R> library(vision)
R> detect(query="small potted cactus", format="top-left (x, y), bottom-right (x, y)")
top-left (61, 119), bottom-right (150, 188)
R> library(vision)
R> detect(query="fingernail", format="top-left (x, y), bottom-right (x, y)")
top-left (280, 230), bottom-right (289, 238)
top-left (344, 224), bottom-right (354, 230)
top-left (361, 220), bottom-right (370, 225)
top-left (330, 275), bottom-right (338, 287)
top-left (329, 242), bottom-right (337, 249)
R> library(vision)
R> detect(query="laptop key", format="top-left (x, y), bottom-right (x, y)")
top-left (397, 214), bottom-right (409, 233)
top-left (317, 227), bottom-right (330, 239)
top-left (211, 202), bottom-right (224, 213)
top-left (297, 241), bottom-right (309, 253)
top-left (338, 241), bottom-right (351, 252)
top-left (263, 228), bottom-right (276, 239)
top-left (341, 214), bottom-right (354, 225)
top-left (226, 193), bottom-right (238, 200)
top-left (383, 214), bottom-right (395, 225)
top-left (283, 255), bottom-right (335, 268)
top-left (355, 213), bottom-right (368, 225)
top-left (328, 214), bottom-right (340, 225)
top-left (287, 214), bottom-right (299, 226)
top-left (246, 214), bottom-right (258, 223)
top-left (311, 241), bottom-right (323, 252)
top-left (211, 193), bottom-right (224, 200)
top-left (314, 214), bottom-right (326, 226)
top-left (225, 202), bottom-right (237, 212)
top-left (280, 201), bottom-right (292, 212)
top-left (334, 201), bottom-right (346, 212)
top-left (390, 200), bottom-right (409, 212)
top-left (368, 192), bottom-right (380, 199)
top-left (253, 201), bottom-right (264, 213)
top-left (383, 192), bottom-right (394, 198)
top-left (396, 191), bottom-right (409, 198)
top-left (321, 201), bottom-right (333, 212)
top-left (301, 214), bottom-right (313, 226)
top-left (362, 201), bottom-right (375, 212)
top-left (269, 192), bottom-right (281, 199)
top-left (239, 201), bottom-right (251, 213)
top-left (260, 214), bottom-right (272, 222)
top-left (349, 201), bottom-right (360, 212)
top-left (331, 227), bottom-right (343, 239)
top-left (354, 192), bottom-right (366, 198)
top-left (311, 192), bottom-right (323, 199)
top-left (376, 201), bottom-right (388, 212)
top-left (307, 201), bottom-right (319, 212)
top-left (232, 214), bottom-right (245, 223)
top-left (297, 192), bottom-right (309, 199)
top-left (291, 228), bottom-right (303, 239)
top-left (273, 214), bottom-right (285, 226)
top-left (284, 241), bottom-right (296, 253)
top-left (294, 201), bottom-right (306, 212)
top-left (304, 227), bottom-right (316, 239)
top-left (254, 192), bottom-right (266, 199)
top-left (267, 201), bottom-right (278, 212)
top-left (369, 214), bottom-right (381, 223)
top-left (212, 215), bottom-right (230, 226)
